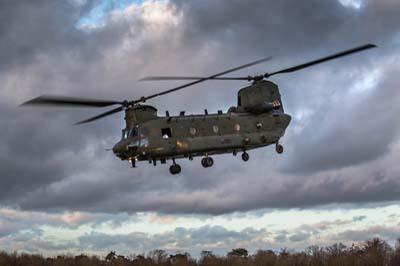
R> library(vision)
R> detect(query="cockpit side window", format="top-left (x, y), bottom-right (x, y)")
top-left (130, 127), bottom-right (138, 137)
top-left (122, 129), bottom-right (129, 140)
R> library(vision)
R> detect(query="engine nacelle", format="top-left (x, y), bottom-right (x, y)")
top-left (236, 80), bottom-right (284, 114)
top-left (244, 100), bottom-right (281, 113)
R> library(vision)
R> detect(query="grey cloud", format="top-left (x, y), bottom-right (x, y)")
top-left (1, 209), bottom-right (399, 256)
top-left (174, 0), bottom-right (352, 55)
top-left (353, 215), bottom-right (367, 221)
top-left (78, 225), bottom-right (268, 256)
top-left (283, 65), bottom-right (400, 173)
top-left (0, 1), bottom-right (85, 72)
top-left (0, 208), bottom-right (137, 238)
top-left (334, 225), bottom-right (400, 243)
top-left (172, 0), bottom-right (400, 61)
top-left (0, 229), bottom-right (76, 253)
top-left (0, 223), bottom-right (269, 256)
top-left (274, 232), bottom-right (288, 242)
top-left (289, 232), bottom-right (311, 242)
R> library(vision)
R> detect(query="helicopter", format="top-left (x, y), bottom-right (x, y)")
top-left (22, 44), bottom-right (376, 174)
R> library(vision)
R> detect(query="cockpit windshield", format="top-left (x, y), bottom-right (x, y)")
top-left (121, 126), bottom-right (139, 140)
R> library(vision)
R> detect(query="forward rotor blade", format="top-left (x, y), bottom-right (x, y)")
top-left (266, 44), bottom-right (377, 78)
top-left (74, 106), bottom-right (124, 125)
top-left (21, 95), bottom-right (123, 108)
top-left (140, 76), bottom-right (250, 81)
top-left (137, 56), bottom-right (271, 103)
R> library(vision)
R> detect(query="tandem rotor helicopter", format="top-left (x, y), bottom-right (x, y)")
top-left (22, 44), bottom-right (376, 174)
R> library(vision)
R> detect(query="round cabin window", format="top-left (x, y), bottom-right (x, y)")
top-left (234, 124), bottom-right (241, 132)
top-left (212, 125), bottom-right (219, 133)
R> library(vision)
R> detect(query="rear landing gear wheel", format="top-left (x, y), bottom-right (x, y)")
top-left (201, 157), bottom-right (214, 168)
top-left (276, 143), bottom-right (284, 154)
top-left (241, 152), bottom-right (249, 162)
top-left (201, 158), bottom-right (207, 168)
top-left (169, 164), bottom-right (181, 175)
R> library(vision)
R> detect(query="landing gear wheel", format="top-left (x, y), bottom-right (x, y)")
top-left (276, 144), bottom-right (284, 154)
top-left (242, 152), bottom-right (249, 162)
top-left (206, 157), bottom-right (214, 167)
top-left (201, 157), bottom-right (214, 168)
top-left (201, 158), bottom-right (208, 168)
top-left (169, 164), bottom-right (181, 175)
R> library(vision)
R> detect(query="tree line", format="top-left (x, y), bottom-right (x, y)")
top-left (0, 238), bottom-right (399, 266)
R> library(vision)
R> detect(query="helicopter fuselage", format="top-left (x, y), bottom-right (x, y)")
top-left (112, 111), bottom-right (291, 163)
top-left (111, 80), bottom-right (291, 171)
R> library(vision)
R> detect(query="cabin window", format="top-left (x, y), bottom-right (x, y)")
top-left (161, 128), bottom-right (172, 139)
top-left (238, 95), bottom-right (241, 106)
top-left (234, 124), bottom-right (241, 132)
top-left (212, 125), bottom-right (219, 133)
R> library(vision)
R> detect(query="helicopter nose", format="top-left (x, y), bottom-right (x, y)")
top-left (112, 142), bottom-right (125, 157)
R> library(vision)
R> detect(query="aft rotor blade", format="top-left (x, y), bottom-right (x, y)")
top-left (21, 95), bottom-right (123, 108)
top-left (74, 106), bottom-right (124, 125)
top-left (136, 56), bottom-right (272, 103)
top-left (140, 76), bottom-right (250, 81)
top-left (265, 44), bottom-right (377, 78)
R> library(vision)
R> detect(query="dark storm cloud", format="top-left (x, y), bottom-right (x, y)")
top-left (172, 0), bottom-right (400, 60)
top-left (0, 0), bottom-right (130, 73)
top-left (0, 0), bottom-right (131, 206)
top-left (284, 64), bottom-right (400, 173)
top-left (0, 0), bottom-right (400, 215)
top-left (173, 0), bottom-right (352, 56)
top-left (0, 100), bottom-right (122, 204)
top-left (0, 0), bottom-right (87, 72)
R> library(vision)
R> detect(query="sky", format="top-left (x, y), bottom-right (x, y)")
top-left (0, 0), bottom-right (400, 258)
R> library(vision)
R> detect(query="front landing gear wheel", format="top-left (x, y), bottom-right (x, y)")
top-left (241, 152), bottom-right (249, 162)
top-left (169, 164), bottom-right (181, 175)
top-left (276, 144), bottom-right (284, 154)
top-left (206, 157), bottom-right (214, 167)
top-left (201, 157), bottom-right (214, 168)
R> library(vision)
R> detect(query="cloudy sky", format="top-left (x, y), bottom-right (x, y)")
top-left (1, 0), bottom-right (400, 257)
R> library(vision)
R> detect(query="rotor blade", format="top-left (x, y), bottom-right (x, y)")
top-left (266, 44), bottom-right (377, 78)
top-left (137, 56), bottom-right (272, 103)
top-left (140, 76), bottom-right (250, 81)
top-left (21, 95), bottom-right (123, 108)
top-left (74, 106), bottom-right (124, 125)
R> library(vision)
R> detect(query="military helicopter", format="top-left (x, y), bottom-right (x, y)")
top-left (22, 44), bottom-right (376, 174)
